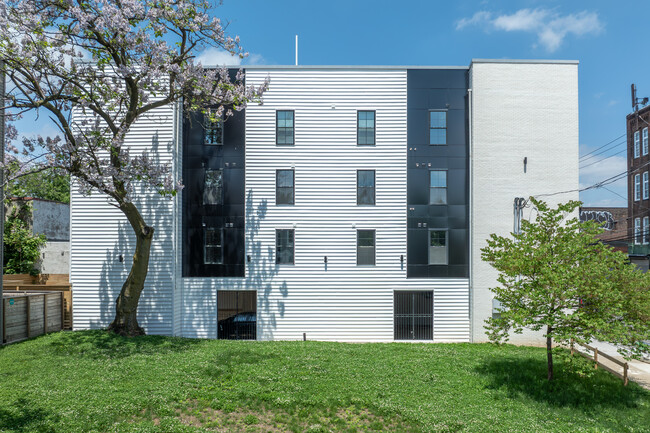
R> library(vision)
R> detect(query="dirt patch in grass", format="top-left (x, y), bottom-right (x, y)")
top-left (173, 400), bottom-right (412, 432)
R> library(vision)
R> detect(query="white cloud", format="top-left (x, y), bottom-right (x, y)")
top-left (455, 8), bottom-right (603, 52)
top-left (194, 47), bottom-right (266, 66)
top-left (194, 47), bottom-right (243, 66)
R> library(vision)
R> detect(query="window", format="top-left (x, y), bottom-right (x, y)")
top-left (635, 218), bottom-right (641, 245)
top-left (644, 217), bottom-right (649, 245)
top-left (635, 174), bottom-right (641, 201)
top-left (635, 131), bottom-right (640, 158)
top-left (357, 229), bottom-right (376, 265)
top-left (394, 291), bottom-right (433, 340)
top-left (276, 229), bottom-right (294, 264)
top-left (276, 110), bottom-right (294, 145)
top-left (204, 110), bottom-right (223, 145)
top-left (203, 169), bottom-right (223, 205)
top-left (276, 169), bottom-right (295, 205)
top-left (644, 128), bottom-right (649, 155)
top-left (644, 172), bottom-right (649, 200)
top-left (428, 230), bottom-right (448, 265)
top-left (204, 228), bottom-right (223, 264)
top-left (357, 111), bottom-right (375, 145)
top-left (357, 170), bottom-right (375, 205)
top-left (429, 170), bottom-right (447, 204)
top-left (429, 111), bottom-right (447, 145)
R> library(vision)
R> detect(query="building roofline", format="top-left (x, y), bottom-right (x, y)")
top-left (201, 64), bottom-right (470, 70)
top-left (471, 58), bottom-right (579, 65)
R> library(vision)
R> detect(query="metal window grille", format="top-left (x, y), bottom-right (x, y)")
top-left (394, 291), bottom-right (433, 340)
top-left (217, 291), bottom-right (257, 340)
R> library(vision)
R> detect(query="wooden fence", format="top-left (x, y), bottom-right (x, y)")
top-left (3, 274), bottom-right (72, 329)
top-left (3, 291), bottom-right (64, 344)
top-left (571, 340), bottom-right (629, 386)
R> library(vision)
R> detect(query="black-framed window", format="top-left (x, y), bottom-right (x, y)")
top-left (204, 227), bottom-right (223, 264)
top-left (429, 110), bottom-right (447, 145)
top-left (204, 110), bottom-right (223, 145)
top-left (276, 229), bottom-right (295, 264)
top-left (357, 170), bottom-right (375, 205)
top-left (357, 110), bottom-right (375, 145)
top-left (428, 230), bottom-right (448, 265)
top-left (357, 229), bottom-right (375, 265)
top-left (429, 170), bottom-right (447, 205)
top-left (276, 169), bottom-right (295, 205)
top-left (276, 110), bottom-right (294, 145)
top-left (203, 169), bottom-right (223, 205)
top-left (394, 291), bottom-right (433, 340)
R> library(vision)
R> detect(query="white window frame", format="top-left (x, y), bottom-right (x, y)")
top-left (644, 217), bottom-right (649, 245)
top-left (644, 172), bottom-right (649, 200)
top-left (635, 131), bottom-right (641, 158)
top-left (635, 218), bottom-right (641, 245)
top-left (635, 174), bottom-right (641, 201)
top-left (644, 128), bottom-right (649, 156)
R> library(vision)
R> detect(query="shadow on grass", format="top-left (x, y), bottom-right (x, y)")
top-left (206, 344), bottom-right (281, 379)
top-left (43, 329), bottom-right (204, 359)
top-left (0, 397), bottom-right (59, 433)
top-left (476, 355), bottom-right (647, 409)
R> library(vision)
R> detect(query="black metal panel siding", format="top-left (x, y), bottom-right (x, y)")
top-left (182, 73), bottom-right (246, 277)
top-left (407, 69), bottom-right (469, 278)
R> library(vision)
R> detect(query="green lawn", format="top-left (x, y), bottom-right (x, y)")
top-left (0, 331), bottom-right (649, 433)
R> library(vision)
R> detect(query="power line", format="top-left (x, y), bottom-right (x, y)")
top-left (579, 137), bottom-right (626, 163)
top-left (580, 148), bottom-right (626, 170)
top-left (579, 133), bottom-right (626, 160)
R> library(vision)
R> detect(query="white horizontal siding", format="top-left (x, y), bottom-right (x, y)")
top-left (70, 103), bottom-right (177, 335)
top-left (181, 68), bottom-right (470, 342)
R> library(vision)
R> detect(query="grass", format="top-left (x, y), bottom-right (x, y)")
top-left (0, 331), bottom-right (649, 432)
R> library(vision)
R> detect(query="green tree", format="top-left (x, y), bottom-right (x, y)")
top-left (481, 198), bottom-right (650, 381)
top-left (7, 166), bottom-right (70, 204)
top-left (3, 202), bottom-right (46, 276)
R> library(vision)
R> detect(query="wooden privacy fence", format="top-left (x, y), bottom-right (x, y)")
top-left (571, 340), bottom-right (629, 386)
top-left (3, 274), bottom-right (72, 329)
top-left (3, 291), bottom-right (64, 344)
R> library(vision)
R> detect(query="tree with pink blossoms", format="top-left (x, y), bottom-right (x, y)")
top-left (0, 0), bottom-right (267, 336)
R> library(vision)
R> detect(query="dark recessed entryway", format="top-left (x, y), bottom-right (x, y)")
top-left (217, 290), bottom-right (257, 340)
top-left (394, 291), bottom-right (433, 340)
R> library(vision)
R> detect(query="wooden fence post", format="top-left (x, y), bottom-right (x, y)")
top-left (624, 363), bottom-right (629, 386)
top-left (570, 339), bottom-right (574, 356)
top-left (594, 347), bottom-right (598, 369)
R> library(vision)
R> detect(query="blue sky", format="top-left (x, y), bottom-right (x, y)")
top-left (13, 0), bottom-right (648, 207)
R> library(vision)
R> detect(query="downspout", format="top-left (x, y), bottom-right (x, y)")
top-left (467, 85), bottom-right (473, 343)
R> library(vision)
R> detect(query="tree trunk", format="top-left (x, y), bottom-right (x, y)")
top-left (546, 327), bottom-right (554, 381)
top-left (108, 202), bottom-right (154, 337)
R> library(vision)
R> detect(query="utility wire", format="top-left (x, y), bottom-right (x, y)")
top-left (580, 148), bottom-right (627, 170)
top-left (579, 133), bottom-right (626, 160)
top-left (580, 137), bottom-right (626, 163)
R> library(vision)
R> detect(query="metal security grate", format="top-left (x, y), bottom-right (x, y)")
top-left (217, 291), bottom-right (257, 340)
top-left (394, 291), bottom-right (433, 340)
